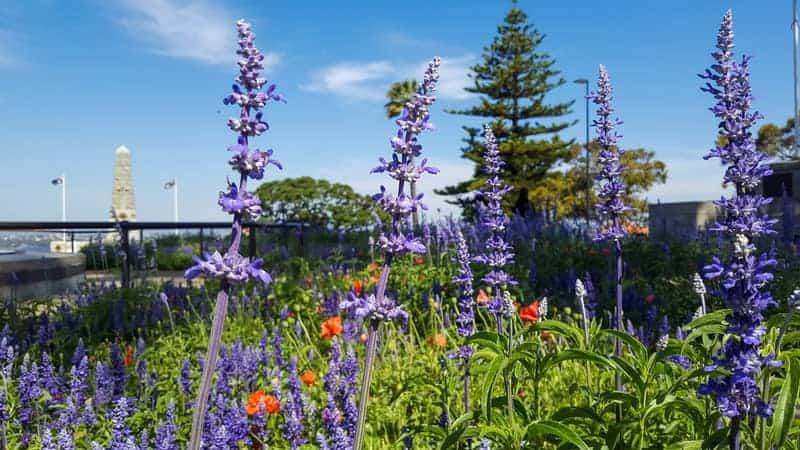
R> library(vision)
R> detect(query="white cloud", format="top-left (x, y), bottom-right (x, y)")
top-left (416, 55), bottom-right (475, 101)
top-left (115, 0), bottom-right (279, 68)
top-left (302, 61), bottom-right (394, 101)
top-left (302, 55), bottom-right (476, 102)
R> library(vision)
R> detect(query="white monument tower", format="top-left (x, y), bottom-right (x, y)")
top-left (111, 145), bottom-right (136, 222)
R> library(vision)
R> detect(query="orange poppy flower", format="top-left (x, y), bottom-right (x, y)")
top-left (367, 262), bottom-right (379, 273)
top-left (123, 344), bottom-right (134, 368)
top-left (359, 333), bottom-right (368, 344)
top-left (300, 370), bottom-right (317, 386)
top-left (427, 334), bottom-right (448, 348)
top-left (414, 255), bottom-right (425, 265)
top-left (476, 289), bottom-right (490, 305)
top-left (519, 301), bottom-right (540, 323)
top-left (246, 390), bottom-right (280, 416)
top-left (321, 316), bottom-right (343, 340)
top-left (352, 279), bottom-right (364, 297)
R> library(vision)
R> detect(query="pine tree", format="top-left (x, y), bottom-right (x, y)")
top-left (437, 1), bottom-right (575, 214)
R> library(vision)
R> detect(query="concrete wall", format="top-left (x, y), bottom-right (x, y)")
top-left (648, 201), bottom-right (719, 238)
top-left (0, 252), bottom-right (86, 300)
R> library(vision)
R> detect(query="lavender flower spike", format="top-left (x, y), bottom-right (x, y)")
top-left (353, 56), bottom-right (441, 450)
top-left (590, 64), bottom-right (629, 397)
top-left (697, 11), bottom-right (779, 449)
top-left (187, 19), bottom-right (284, 450)
top-left (473, 126), bottom-right (516, 326)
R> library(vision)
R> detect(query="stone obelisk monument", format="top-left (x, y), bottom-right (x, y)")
top-left (110, 145), bottom-right (136, 222)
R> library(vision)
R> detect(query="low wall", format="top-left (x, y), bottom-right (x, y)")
top-left (0, 252), bottom-right (86, 300)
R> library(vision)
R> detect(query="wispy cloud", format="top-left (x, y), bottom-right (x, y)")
top-left (302, 55), bottom-right (476, 102)
top-left (115, 0), bottom-right (279, 68)
top-left (302, 61), bottom-right (394, 101)
top-left (414, 55), bottom-right (475, 101)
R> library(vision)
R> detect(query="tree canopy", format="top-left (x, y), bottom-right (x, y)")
top-left (756, 118), bottom-right (800, 160)
top-left (255, 177), bottom-right (379, 230)
top-left (542, 142), bottom-right (667, 220)
top-left (437, 3), bottom-right (575, 214)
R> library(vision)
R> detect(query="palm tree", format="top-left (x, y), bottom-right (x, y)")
top-left (384, 79), bottom-right (418, 119)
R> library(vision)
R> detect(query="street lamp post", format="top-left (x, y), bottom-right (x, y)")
top-left (574, 79), bottom-right (591, 229)
top-left (51, 174), bottom-right (66, 243)
top-left (164, 178), bottom-right (179, 235)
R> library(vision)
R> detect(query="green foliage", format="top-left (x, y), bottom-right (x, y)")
top-left (254, 176), bottom-right (380, 230)
top-left (550, 140), bottom-right (668, 220)
top-left (756, 118), bottom-right (800, 160)
top-left (385, 79), bottom-right (418, 119)
top-left (438, 3), bottom-right (575, 214)
top-left (6, 229), bottom-right (800, 449)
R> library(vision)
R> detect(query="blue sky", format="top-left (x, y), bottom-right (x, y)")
top-left (0, 0), bottom-right (795, 221)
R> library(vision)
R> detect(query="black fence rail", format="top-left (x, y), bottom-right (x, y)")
top-left (0, 221), bottom-right (308, 288)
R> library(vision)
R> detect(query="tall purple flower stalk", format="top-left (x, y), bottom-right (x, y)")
top-left (350, 56), bottom-right (440, 450)
top-left (590, 65), bottom-right (629, 394)
top-left (185, 19), bottom-right (283, 450)
top-left (474, 126), bottom-right (516, 328)
top-left (696, 11), bottom-right (779, 449)
top-left (449, 229), bottom-right (474, 414)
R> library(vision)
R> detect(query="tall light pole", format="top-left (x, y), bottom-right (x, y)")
top-left (793, 0), bottom-right (800, 157)
top-left (51, 174), bottom-right (66, 243)
top-left (164, 178), bottom-right (179, 235)
top-left (574, 78), bottom-right (591, 228)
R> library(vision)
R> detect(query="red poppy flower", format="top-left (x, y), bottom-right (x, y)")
top-left (321, 316), bottom-right (343, 340)
top-left (352, 279), bottom-right (364, 297)
top-left (246, 390), bottom-right (280, 416)
top-left (427, 334), bottom-right (448, 348)
top-left (476, 289), bottom-right (490, 305)
top-left (300, 370), bottom-right (317, 386)
top-left (519, 301), bottom-right (540, 323)
top-left (123, 344), bottom-right (134, 368)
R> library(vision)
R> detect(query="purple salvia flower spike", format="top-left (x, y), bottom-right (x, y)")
top-left (474, 126), bottom-right (516, 326)
top-left (352, 57), bottom-right (441, 450)
top-left (187, 19), bottom-right (283, 450)
top-left (697, 11), bottom-right (778, 448)
top-left (590, 65), bottom-right (628, 395)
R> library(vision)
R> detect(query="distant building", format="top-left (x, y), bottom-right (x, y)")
top-left (111, 145), bottom-right (136, 221)
top-left (649, 160), bottom-right (800, 238)
top-left (648, 200), bottom-right (719, 238)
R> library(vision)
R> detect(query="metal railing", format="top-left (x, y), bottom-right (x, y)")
top-left (0, 221), bottom-right (308, 288)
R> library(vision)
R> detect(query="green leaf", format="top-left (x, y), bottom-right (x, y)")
top-left (600, 329), bottom-right (647, 363)
top-left (610, 355), bottom-right (646, 395)
top-left (686, 308), bottom-right (731, 330)
top-left (525, 420), bottom-right (590, 450)
top-left (666, 441), bottom-right (702, 450)
top-left (551, 406), bottom-right (603, 424)
top-left (771, 357), bottom-right (800, 448)
top-left (480, 354), bottom-right (507, 420)
top-left (541, 349), bottom-right (617, 374)
top-left (534, 319), bottom-right (584, 346)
